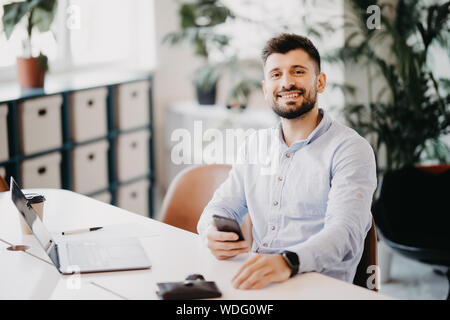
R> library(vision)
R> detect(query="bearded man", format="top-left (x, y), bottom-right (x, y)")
top-left (197, 33), bottom-right (377, 290)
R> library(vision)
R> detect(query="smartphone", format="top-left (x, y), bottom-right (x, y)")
top-left (212, 214), bottom-right (245, 241)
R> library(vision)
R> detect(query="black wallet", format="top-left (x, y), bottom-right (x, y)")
top-left (156, 275), bottom-right (222, 300)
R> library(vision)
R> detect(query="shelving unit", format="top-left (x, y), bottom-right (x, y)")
top-left (0, 70), bottom-right (155, 218)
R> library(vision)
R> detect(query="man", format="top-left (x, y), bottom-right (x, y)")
top-left (197, 33), bottom-right (377, 290)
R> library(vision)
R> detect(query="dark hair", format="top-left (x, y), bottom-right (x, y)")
top-left (261, 33), bottom-right (321, 73)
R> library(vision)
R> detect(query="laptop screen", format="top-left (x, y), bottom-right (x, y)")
top-left (10, 177), bottom-right (55, 254)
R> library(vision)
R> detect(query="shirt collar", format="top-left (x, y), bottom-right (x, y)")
top-left (275, 108), bottom-right (332, 150)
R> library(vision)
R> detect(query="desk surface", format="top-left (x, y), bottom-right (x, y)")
top-left (0, 189), bottom-right (391, 300)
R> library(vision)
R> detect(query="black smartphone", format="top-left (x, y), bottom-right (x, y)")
top-left (212, 214), bottom-right (245, 241)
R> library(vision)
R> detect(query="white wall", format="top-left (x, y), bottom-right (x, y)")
top-left (153, 0), bottom-right (201, 192)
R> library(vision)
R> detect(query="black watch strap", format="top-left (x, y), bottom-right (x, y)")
top-left (281, 251), bottom-right (299, 277)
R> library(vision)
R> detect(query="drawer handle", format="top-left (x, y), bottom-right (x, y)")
top-left (88, 153), bottom-right (95, 161)
top-left (38, 167), bottom-right (47, 175)
top-left (131, 192), bottom-right (137, 198)
top-left (131, 91), bottom-right (138, 98)
top-left (38, 108), bottom-right (47, 116)
top-left (87, 99), bottom-right (94, 107)
top-left (131, 142), bottom-right (138, 149)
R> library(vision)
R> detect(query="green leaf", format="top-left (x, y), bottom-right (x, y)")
top-left (31, 0), bottom-right (57, 33)
top-left (2, 0), bottom-right (38, 39)
top-left (37, 51), bottom-right (48, 72)
top-left (2, 0), bottom-right (56, 39)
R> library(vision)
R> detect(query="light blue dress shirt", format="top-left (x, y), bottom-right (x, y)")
top-left (197, 108), bottom-right (377, 283)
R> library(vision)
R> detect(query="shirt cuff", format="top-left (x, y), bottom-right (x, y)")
top-left (290, 244), bottom-right (316, 274)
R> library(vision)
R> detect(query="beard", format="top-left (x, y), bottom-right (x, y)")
top-left (270, 85), bottom-right (317, 120)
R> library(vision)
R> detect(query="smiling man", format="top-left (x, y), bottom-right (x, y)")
top-left (197, 33), bottom-right (377, 290)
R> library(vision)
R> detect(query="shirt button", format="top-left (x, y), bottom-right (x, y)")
top-left (273, 201), bottom-right (278, 206)
top-left (285, 153), bottom-right (291, 158)
top-left (278, 176), bottom-right (283, 181)
top-left (263, 243), bottom-right (268, 247)
top-left (271, 226), bottom-right (276, 230)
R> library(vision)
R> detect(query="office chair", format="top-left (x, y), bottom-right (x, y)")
top-left (160, 164), bottom-right (253, 242)
top-left (160, 164), bottom-right (377, 291)
top-left (373, 165), bottom-right (450, 299)
top-left (0, 176), bottom-right (8, 192)
top-left (353, 217), bottom-right (378, 292)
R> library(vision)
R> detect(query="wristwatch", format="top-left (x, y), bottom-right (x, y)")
top-left (281, 251), bottom-right (299, 278)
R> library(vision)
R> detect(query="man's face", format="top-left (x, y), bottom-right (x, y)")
top-left (262, 49), bottom-right (326, 119)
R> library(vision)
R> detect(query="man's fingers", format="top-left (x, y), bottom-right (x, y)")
top-left (249, 273), bottom-right (275, 290)
top-left (238, 266), bottom-right (272, 290)
top-left (232, 255), bottom-right (262, 282)
top-left (214, 247), bottom-right (250, 260)
top-left (232, 256), bottom-right (265, 288)
top-left (208, 239), bottom-right (249, 251)
top-left (208, 229), bottom-right (240, 242)
top-left (207, 220), bottom-right (250, 260)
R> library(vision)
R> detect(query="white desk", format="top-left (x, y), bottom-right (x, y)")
top-left (0, 189), bottom-right (391, 300)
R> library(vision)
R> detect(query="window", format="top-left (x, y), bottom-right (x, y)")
top-left (0, 0), bottom-right (156, 80)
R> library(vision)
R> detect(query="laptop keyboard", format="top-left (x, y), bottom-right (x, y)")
top-left (67, 243), bottom-right (109, 268)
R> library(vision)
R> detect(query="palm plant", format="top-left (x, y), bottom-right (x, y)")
top-left (327, 0), bottom-right (450, 172)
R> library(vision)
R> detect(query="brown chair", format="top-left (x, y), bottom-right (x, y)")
top-left (353, 217), bottom-right (378, 292)
top-left (160, 164), bottom-right (253, 241)
top-left (160, 164), bottom-right (233, 234)
top-left (0, 176), bottom-right (8, 192)
top-left (160, 164), bottom-right (377, 291)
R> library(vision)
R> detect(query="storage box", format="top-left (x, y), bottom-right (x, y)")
top-left (21, 152), bottom-right (61, 189)
top-left (116, 130), bottom-right (150, 181)
top-left (91, 191), bottom-right (111, 204)
top-left (72, 140), bottom-right (109, 194)
top-left (115, 80), bottom-right (150, 130)
top-left (19, 95), bottom-right (63, 154)
top-left (70, 87), bottom-right (108, 142)
top-left (117, 179), bottom-right (150, 217)
top-left (0, 104), bottom-right (9, 162)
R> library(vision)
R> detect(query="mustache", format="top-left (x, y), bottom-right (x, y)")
top-left (276, 86), bottom-right (305, 96)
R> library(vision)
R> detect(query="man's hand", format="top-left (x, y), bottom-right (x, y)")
top-left (206, 221), bottom-right (250, 260)
top-left (232, 254), bottom-right (291, 290)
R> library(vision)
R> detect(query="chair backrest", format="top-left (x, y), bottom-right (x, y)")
top-left (160, 164), bottom-right (233, 233)
top-left (0, 176), bottom-right (8, 192)
top-left (353, 217), bottom-right (378, 292)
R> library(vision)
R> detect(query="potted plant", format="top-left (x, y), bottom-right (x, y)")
top-left (223, 56), bottom-right (263, 110)
top-left (326, 0), bottom-right (450, 281)
top-left (2, 0), bottom-right (58, 89)
top-left (163, 0), bottom-right (234, 105)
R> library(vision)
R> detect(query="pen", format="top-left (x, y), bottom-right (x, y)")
top-left (61, 227), bottom-right (103, 235)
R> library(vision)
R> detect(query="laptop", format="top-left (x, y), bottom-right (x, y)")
top-left (10, 177), bottom-right (151, 274)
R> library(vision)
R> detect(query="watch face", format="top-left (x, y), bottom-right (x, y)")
top-left (285, 251), bottom-right (299, 266)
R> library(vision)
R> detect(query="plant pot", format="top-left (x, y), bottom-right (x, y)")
top-left (16, 57), bottom-right (46, 89)
top-left (196, 83), bottom-right (217, 106)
